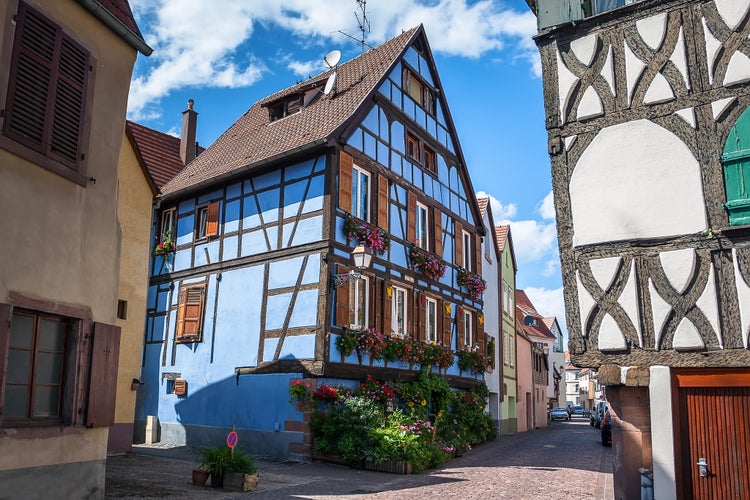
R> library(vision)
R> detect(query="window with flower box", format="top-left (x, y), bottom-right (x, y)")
top-left (351, 165), bottom-right (370, 222)
top-left (391, 285), bottom-right (408, 338)
top-left (416, 202), bottom-right (429, 250)
top-left (160, 208), bottom-right (175, 242)
top-left (425, 297), bottom-right (438, 343)
top-left (462, 230), bottom-right (472, 271)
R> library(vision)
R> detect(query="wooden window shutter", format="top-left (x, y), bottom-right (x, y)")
top-left (339, 152), bottom-right (353, 211)
top-left (475, 234), bottom-right (483, 276)
top-left (5, 4), bottom-right (89, 170)
top-left (408, 289), bottom-right (418, 340)
top-left (457, 308), bottom-right (465, 350)
top-left (378, 175), bottom-right (389, 230)
top-left (176, 284), bottom-right (206, 341)
top-left (383, 282), bottom-right (392, 335)
top-left (372, 278), bottom-right (381, 332)
top-left (86, 322), bottom-right (121, 427)
top-left (0, 303), bottom-right (10, 422)
top-left (417, 292), bottom-right (426, 342)
top-left (441, 301), bottom-right (452, 347)
top-left (433, 208), bottom-right (443, 258)
top-left (335, 265), bottom-right (350, 327)
top-left (407, 191), bottom-right (417, 244)
top-left (455, 221), bottom-right (463, 268)
top-left (205, 201), bottom-right (220, 237)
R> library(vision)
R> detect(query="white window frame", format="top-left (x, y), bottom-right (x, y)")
top-left (416, 202), bottom-right (429, 250)
top-left (425, 297), bottom-right (438, 343)
top-left (462, 230), bottom-right (472, 270)
top-left (464, 310), bottom-right (473, 348)
top-left (510, 334), bottom-right (515, 367)
top-left (503, 331), bottom-right (510, 365)
top-left (352, 165), bottom-right (370, 222)
top-left (161, 208), bottom-right (175, 242)
top-left (197, 206), bottom-right (209, 239)
top-left (392, 286), bottom-right (408, 338)
top-left (502, 281), bottom-right (513, 315)
top-left (352, 275), bottom-right (370, 328)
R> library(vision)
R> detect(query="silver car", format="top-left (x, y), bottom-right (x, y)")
top-left (550, 407), bottom-right (570, 421)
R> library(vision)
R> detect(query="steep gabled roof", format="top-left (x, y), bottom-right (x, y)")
top-left (516, 289), bottom-right (557, 341)
top-left (478, 197), bottom-right (489, 215)
top-left (160, 27), bottom-right (420, 197)
top-left (126, 121), bottom-right (192, 193)
top-left (76, 0), bottom-right (152, 55)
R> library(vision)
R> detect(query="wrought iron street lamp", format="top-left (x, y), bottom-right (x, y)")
top-left (331, 244), bottom-right (372, 287)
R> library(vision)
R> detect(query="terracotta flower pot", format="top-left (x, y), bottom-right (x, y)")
top-left (191, 468), bottom-right (209, 486)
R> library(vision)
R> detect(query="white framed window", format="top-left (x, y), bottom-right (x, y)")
top-left (510, 334), bottom-right (515, 367)
top-left (503, 331), bottom-right (510, 365)
top-left (392, 286), bottom-right (408, 337)
top-left (198, 206), bottom-right (209, 239)
top-left (464, 310), bottom-right (473, 347)
top-left (425, 297), bottom-right (438, 343)
top-left (462, 230), bottom-right (472, 270)
top-left (353, 275), bottom-right (370, 328)
top-left (502, 281), bottom-right (513, 315)
top-left (416, 202), bottom-right (429, 250)
top-left (352, 165), bottom-right (370, 222)
top-left (161, 208), bottom-right (175, 242)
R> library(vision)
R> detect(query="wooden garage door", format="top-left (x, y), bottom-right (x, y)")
top-left (676, 373), bottom-right (750, 499)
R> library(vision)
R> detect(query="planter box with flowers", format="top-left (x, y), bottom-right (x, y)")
top-left (153, 230), bottom-right (176, 257)
top-left (456, 267), bottom-right (486, 301)
top-left (409, 246), bottom-right (447, 280)
top-left (343, 214), bottom-right (390, 254)
top-left (456, 349), bottom-right (489, 375)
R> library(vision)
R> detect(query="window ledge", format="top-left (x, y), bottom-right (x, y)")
top-left (1, 424), bottom-right (84, 440)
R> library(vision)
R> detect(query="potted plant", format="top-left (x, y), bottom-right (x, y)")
top-left (200, 445), bottom-right (231, 488)
top-left (224, 447), bottom-right (259, 492)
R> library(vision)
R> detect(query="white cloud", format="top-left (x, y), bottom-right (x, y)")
top-left (127, 0), bottom-right (539, 118)
top-left (507, 219), bottom-right (558, 264)
top-left (538, 190), bottom-right (555, 220)
top-left (476, 191), bottom-right (517, 221)
top-left (524, 286), bottom-right (567, 338)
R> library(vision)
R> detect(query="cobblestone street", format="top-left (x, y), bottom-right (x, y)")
top-left (106, 418), bottom-right (612, 499)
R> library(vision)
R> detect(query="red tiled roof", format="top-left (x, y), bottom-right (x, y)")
top-left (495, 225), bottom-right (509, 252)
top-left (477, 197), bottom-right (488, 216)
top-left (160, 26), bottom-right (421, 197)
top-left (94, 0), bottom-right (143, 38)
top-left (126, 121), bottom-right (185, 191)
top-left (516, 289), bottom-right (557, 341)
top-left (76, 1), bottom-right (151, 54)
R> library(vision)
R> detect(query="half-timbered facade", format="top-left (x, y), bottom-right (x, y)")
top-left (530, 0), bottom-right (750, 497)
top-left (136, 26), bottom-right (487, 461)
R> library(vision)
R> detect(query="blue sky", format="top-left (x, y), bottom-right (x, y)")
top-left (127, 0), bottom-right (565, 337)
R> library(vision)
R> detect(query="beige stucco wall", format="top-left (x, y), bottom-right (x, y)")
top-left (113, 135), bottom-right (154, 437)
top-left (515, 334), bottom-right (533, 432)
top-left (0, 0), bottom-right (137, 472)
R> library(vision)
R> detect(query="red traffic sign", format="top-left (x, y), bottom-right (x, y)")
top-left (227, 431), bottom-right (238, 448)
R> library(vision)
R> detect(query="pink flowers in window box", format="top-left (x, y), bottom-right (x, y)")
top-left (343, 214), bottom-right (391, 254)
top-left (456, 267), bottom-right (486, 300)
top-left (408, 246), bottom-right (447, 280)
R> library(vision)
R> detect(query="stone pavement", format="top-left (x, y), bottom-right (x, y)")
top-left (106, 418), bottom-right (613, 499)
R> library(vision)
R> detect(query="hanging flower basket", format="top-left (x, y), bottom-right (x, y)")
top-left (456, 267), bottom-right (486, 300)
top-left (409, 246), bottom-right (447, 280)
top-left (343, 214), bottom-right (390, 254)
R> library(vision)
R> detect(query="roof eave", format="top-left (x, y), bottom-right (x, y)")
top-left (77, 0), bottom-right (153, 55)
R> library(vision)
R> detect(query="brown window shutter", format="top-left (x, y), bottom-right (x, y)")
top-left (407, 191), bottom-right (417, 244)
top-left (408, 289), bottom-right (418, 340)
top-left (339, 152), bottom-right (353, 211)
top-left (441, 301), bottom-right (452, 347)
top-left (206, 201), bottom-right (220, 237)
top-left (372, 278), bottom-right (381, 332)
top-left (433, 208), bottom-right (443, 258)
top-left (457, 307), bottom-right (465, 350)
top-left (455, 221), bottom-right (463, 268)
top-left (383, 282), bottom-right (392, 335)
top-left (417, 292), bottom-right (426, 342)
top-left (335, 265), bottom-right (351, 326)
top-left (176, 285), bottom-right (206, 340)
top-left (86, 322), bottom-right (121, 427)
top-left (477, 321), bottom-right (485, 356)
top-left (378, 175), bottom-right (389, 230)
top-left (0, 303), bottom-right (10, 421)
top-left (475, 234), bottom-right (482, 276)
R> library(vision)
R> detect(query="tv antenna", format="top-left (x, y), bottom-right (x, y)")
top-left (337, 0), bottom-right (372, 81)
top-left (322, 49), bottom-right (341, 96)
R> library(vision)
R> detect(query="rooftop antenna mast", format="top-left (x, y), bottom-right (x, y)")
top-left (355, 0), bottom-right (370, 80)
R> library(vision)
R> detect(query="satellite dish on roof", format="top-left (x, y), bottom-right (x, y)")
top-left (324, 49), bottom-right (341, 69)
top-left (323, 72), bottom-right (338, 96)
top-left (523, 315), bottom-right (536, 327)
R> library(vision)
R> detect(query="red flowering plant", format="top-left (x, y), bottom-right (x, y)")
top-left (360, 375), bottom-right (396, 404)
top-left (288, 379), bottom-right (313, 403)
top-left (152, 230), bottom-right (175, 256)
top-left (343, 214), bottom-right (390, 254)
top-left (312, 384), bottom-right (339, 403)
top-left (409, 246), bottom-right (447, 280)
top-left (422, 343), bottom-right (454, 370)
top-left (456, 267), bottom-right (487, 301)
top-left (456, 350), bottom-right (489, 375)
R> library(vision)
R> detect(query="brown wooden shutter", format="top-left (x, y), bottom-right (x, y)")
top-left (441, 300), bottom-right (452, 347)
top-left (475, 234), bottom-right (483, 276)
top-left (378, 175), bottom-right (389, 230)
top-left (335, 265), bottom-right (351, 327)
top-left (433, 208), bottom-right (443, 258)
top-left (372, 278), bottom-right (381, 332)
top-left (417, 292), bottom-right (426, 342)
top-left (0, 303), bottom-right (10, 422)
top-left (477, 320), bottom-right (485, 355)
top-left (455, 221), bottom-right (463, 268)
top-left (339, 152), bottom-right (353, 211)
top-left (205, 201), bottom-right (220, 237)
top-left (457, 307), bottom-right (465, 350)
top-left (5, 4), bottom-right (89, 170)
top-left (383, 282), bottom-right (392, 335)
top-left (176, 284), bottom-right (206, 340)
top-left (86, 322), bottom-right (121, 427)
top-left (408, 289), bottom-right (417, 340)
top-left (407, 191), bottom-right (417, 244)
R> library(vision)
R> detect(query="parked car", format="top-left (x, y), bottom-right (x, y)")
top-left (601, 409), bottom-right (612, 446)
top-left (590, 401), bottom-right (607, 427)
top-left (550, 407), bottom-right (570, 421)
top-left (572, 406), bottom-right (584, 417)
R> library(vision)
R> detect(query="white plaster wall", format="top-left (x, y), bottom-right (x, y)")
top-left (650, 366), bottom-right (677, 500)
top-left (570, 120), bottom-right (707, 247)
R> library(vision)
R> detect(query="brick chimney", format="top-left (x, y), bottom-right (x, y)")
top-left (180, 99), bottom-right (198, 165)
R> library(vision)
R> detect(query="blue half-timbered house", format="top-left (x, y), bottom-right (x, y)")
top-left (136, 25), bottom-right (488, 460)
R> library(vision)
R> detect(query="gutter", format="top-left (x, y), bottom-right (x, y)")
top-left (76, 0), bottom-right (153, 56)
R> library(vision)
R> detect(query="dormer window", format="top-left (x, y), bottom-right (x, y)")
top-left (268, 94), bottom-right (303, 122)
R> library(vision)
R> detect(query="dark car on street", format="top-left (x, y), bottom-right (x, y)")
top-left (601, 409), bottom-right (612, 446)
